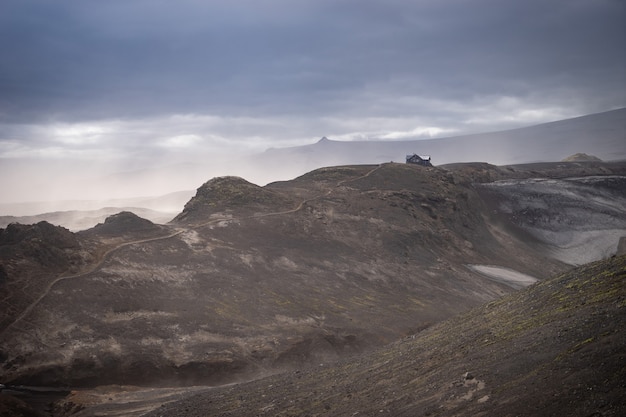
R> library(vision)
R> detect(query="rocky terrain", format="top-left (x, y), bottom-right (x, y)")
top-left (0, 160), bottom-right (625, 416)
top-left (0, 222), bottom-right (94, 332)
top-left (140, 254), bottom-right (626, 417)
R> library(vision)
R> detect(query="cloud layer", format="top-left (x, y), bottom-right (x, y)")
top-left (0, 0), bottom-right (624, 201)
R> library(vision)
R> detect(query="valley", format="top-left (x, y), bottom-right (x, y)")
top-left (1, 160), bottom-right (625, 416)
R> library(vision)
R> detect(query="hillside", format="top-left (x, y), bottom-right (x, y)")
top-left (0, 161), bottom-right (624, 416)
top-left (0, 222), bottom-right (94, 331)
top-left (173, 176), bottom-right (299, 223)
top-left (145, 255), bottom-right (626, 417)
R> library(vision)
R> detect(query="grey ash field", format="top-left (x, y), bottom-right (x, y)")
top-left (1, 160), bottom-right (625, 416)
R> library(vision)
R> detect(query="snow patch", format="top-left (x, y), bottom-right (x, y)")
top-left (467, 265), bottom-right (538, 289)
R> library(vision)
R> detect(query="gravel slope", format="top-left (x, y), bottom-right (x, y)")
top-left (144, 255), bottom-right (626, 417)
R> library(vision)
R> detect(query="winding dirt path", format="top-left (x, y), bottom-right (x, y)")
top-left (0, 229), bottom-right (185, 337)
top-left (1, 164), bottom-right (383, 338)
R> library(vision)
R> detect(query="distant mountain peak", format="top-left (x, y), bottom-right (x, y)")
top-left (260, 108), bottom-right (625, 170)
top-left (317, 136), bottom-right (331, 144)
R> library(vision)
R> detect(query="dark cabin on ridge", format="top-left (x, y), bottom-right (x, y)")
top-left (406, 154), bottom-right (432, 167)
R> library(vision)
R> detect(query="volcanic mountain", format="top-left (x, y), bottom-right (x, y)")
top-left (0, 160), bottom-right (625, 416)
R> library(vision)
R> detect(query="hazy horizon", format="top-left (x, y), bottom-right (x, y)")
top-left (1, 0), bottom-right (624, 207)
top-left (1, 107), bottom-right (625, 215)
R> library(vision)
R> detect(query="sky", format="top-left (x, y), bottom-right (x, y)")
top-left (0, 0), bottom-right (625, 203)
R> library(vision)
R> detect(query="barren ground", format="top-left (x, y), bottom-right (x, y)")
top-left (0, 161), bottom-right (625, 416)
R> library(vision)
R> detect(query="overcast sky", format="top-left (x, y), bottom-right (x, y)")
top-left (1, 0), bottom-right (625, 201)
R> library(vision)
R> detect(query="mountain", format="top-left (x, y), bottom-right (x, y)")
top-left (0, 160), bottom-right (624, 416)
top-left (245, 108), bottom-right (626, 182)
top-left (0, 206), bottom-right (178, 233)
top-left (0, 190), bottom-right (194, 234)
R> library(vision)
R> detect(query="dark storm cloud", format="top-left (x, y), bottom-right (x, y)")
top-left (0, 0), bottom-right (624, 153)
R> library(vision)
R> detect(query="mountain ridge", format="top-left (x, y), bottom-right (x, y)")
top-left (249, 108), bottom-right (626, 182)
top-left (1, 108), bottom-right (623, 214)
top-left (0, 160), bottom-right (625, 416)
